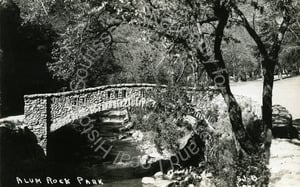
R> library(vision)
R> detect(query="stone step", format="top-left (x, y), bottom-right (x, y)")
top-left (101, 116), bottom-right (127, 123)
top-left (100, 109), bottom-right (128, 117)
top-left (99, 109), bottom-right (129, 123)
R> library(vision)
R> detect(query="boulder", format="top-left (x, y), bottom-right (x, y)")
top-left (272, 105), bottom-right (292, 127)
top-left (154, 171), bottom-right (163, 179)
top-left (142, 177), bottom-right (155, 184)
top-left (183, 115), bottom-right (197, 129)
top-left (272, 125), bottom-right (298, 139)
top-left (152, 179), bottom-right (174, 187)
top-left (272, 105), bottom-right (298, 139)
top-left (293, 119), bottom-right (300, 134)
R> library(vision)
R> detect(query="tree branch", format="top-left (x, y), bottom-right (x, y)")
top-left (269, 17), bottom-right (291, 60)
top-left (231, 4), bottom-right (269, 61)
top-left (198, 17), bottom-right (218, 25)
top-left (38, 0), bottom-right (48, 15)
top-left (175, 62), bottom-right (188, 83)
top-left (288, 27), bottom-right (299, 40)
top-left (213, 10), bottom-right (227, 69)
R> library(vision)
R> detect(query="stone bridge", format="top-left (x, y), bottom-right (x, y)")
top-left (24, 83), bottom-right (204, 154)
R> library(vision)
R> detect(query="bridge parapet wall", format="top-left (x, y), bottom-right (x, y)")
top-left (24, 84), bottom-right (164, 151)
top-left (24, 83), bottom-right (210, 153)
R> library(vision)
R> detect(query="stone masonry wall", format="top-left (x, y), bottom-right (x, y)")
top-left (24, 96), bottom-right (48, 150)
top-left (24, 83), bottom-right (206, 153)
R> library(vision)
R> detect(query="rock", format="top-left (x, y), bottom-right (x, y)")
top-left (188, 184), bottom-right (195, 187)
top-left (183, 176), bottom-right (191, 182)
top-left (205, 172), bottom-right (213, 178)
top-left (183, 115), bottom-right (197, 129)
top-left (140, 155), bottom-right (150, 165)
top-left (174, 134), bottom-right (205, 168)
top-left (199, 171), bottom-right (216, 187)
top-left (153, 179), bottom-right (174, 187)
top-left (149, 152), bottom-right (163, 160)
top-left (178, 132), bottom-right (193, 150)
top-left (293, 119), bottom-right (300, 133)
top-left (142, 177), bottom-right (155, 184)
top-left (132, 130), bottom-right (143, 141)
top-left (165, 170), bottom-right (174, 180)
top-left (120, 121), bottom-right (133, 131)
top-left (272, 105), bottom-right (298, 139)
top-left (272, 105), bottom-right (292, 127)
top-left (118, 134), bottom-right (127, 140)
top-left (272, 125), bottom-right (298, 139)
top-left (154, 171), bottom-right (163, 179)
top-left (191, 171), bottom-right (201, 180)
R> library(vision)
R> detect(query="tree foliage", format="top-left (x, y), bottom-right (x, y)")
top-left (12, 0), bottom-right (300, 155)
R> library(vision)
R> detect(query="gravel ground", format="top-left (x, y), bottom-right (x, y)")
top-left (230, 76), bottom-right (300, 119)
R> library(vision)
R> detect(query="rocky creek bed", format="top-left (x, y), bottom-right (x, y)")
top-left (1, 94), bottom-right (298, 187)
top-left (0, 111), bottom-right (207, 187)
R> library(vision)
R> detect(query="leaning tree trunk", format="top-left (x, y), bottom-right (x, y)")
top-left (196, 3), bottom-right (258, 154)
top-left (222, 83), bottom-right (258, 154)
top-left (231, 2), bottom-right (290, 162)
top-left (214, 13), bottom-right (258, 154)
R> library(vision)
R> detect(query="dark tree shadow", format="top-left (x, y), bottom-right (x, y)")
top-left (0, 125), bottom-right (46, 187)
top-left (272, 126), bottom-right (299, 139)
top-left (1, 4), bottom-right (62, 116)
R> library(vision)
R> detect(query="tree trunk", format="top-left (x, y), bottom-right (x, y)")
top-left (261, 60), bottom-right (275, 161)
top-left (232, 2), bottom-right (290, 162)
top-left (200, 59), bottom-right (258, 154)
top-left (262, 64), bottom-right (273, 131)
top-left (222, 85), bottom-right (258, 153)
top-left (197, 3), bottom-right (258, 154)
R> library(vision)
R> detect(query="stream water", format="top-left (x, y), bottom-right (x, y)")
top-left (2, 120), bottom-right (153, 187)
top-left (45, 121), bottom-right (152, 187)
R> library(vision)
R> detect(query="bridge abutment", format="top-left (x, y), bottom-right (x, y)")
top-left (24, 95), bottom-right (50, 153)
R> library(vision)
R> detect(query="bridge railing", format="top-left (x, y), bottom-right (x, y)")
top-left (23, 83), bottom-right (216, 152)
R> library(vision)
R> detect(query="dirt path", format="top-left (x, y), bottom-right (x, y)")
top-left (230, 76), bottom-right (300, 187)
top-left (230, 76), bottom-right (300, 119)
top-left (268, 139), bottom-right (300, 187)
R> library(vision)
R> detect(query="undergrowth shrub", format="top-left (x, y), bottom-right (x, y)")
top-left (235, 154), bottom-right (270, 187)
top-left (129, 86), bottom-right (269, 186)
top-left (130, 86), bottom-right (194, 153)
